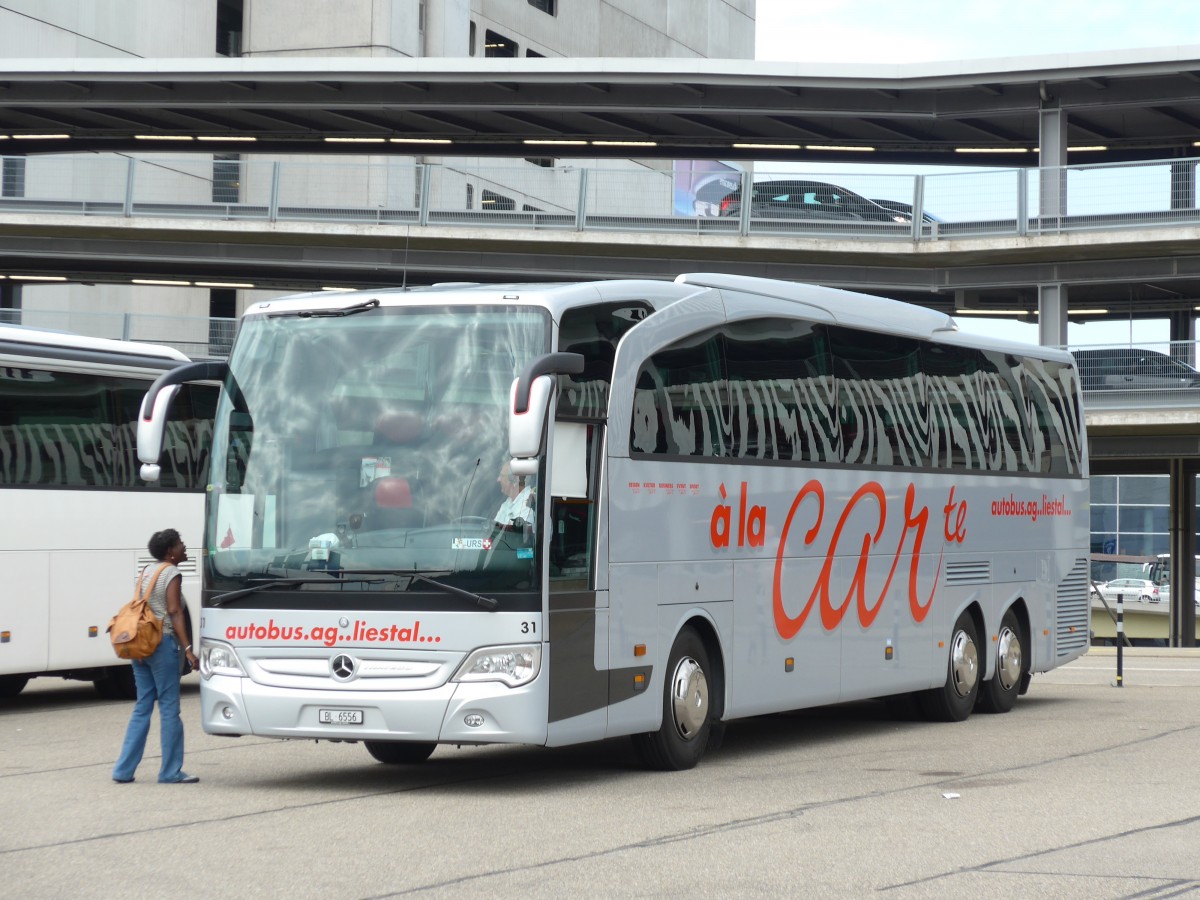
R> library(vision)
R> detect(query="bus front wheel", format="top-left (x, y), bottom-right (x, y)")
top-left (0, 675), bottom-right (29, 698)
top-left (364, 741), bottom-right (436, 765)
top-left (632, 627), bottom-right (716, 771)
top-left (976, 609), bottom-right (1025, 714)
top-left (919, 611), bottom-right (980, 722)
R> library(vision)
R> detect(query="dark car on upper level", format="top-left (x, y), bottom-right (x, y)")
top-left (717, 179), bottom-right (910, 223)
top-left (1072, 348), bottom-right (1200, 392)
top-left (870, 199), bottom-right (941, 223)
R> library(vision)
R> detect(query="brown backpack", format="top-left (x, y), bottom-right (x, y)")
top-left (107, 563), bottom-right (170, 660)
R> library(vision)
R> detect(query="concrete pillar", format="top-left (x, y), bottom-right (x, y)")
top-left (1038, 282), bottom-right (1068, 348)
top-left (425, 0), bottom-right (470, 57)
top-left (1038, 107), bottom-right (1068, 220)
top-left (1168, 309), bottom-right (1196, 367)
top-left (1168, 459), bottom-right (1197, 647)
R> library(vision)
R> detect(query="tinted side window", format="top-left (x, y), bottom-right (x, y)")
top-left (0, 367), bottom-right (214, 490)
top-left (828, 326), bottom-right (926, 468)
top-left (630, 330), bottom-right (726, 457)
top-left (725, 318), bottom-right (835, 462)
top-left (1022, 356), bottom-right (1083, 475)
top-left (557, 302), bottom-right (651, 420)
top-left (978, 350), bottom-right (1032, 473)
top-left (924, 343), bottom-right (983, 470)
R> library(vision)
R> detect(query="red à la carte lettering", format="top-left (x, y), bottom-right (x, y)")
top-left (710, 480), bottom-right (967, 639)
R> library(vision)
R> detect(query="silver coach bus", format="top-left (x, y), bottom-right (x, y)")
top-left (137, 274), bottom-right (1089, 770)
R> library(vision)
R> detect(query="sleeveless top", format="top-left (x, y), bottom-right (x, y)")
top-left (138, 564), bottom-right (182, 638)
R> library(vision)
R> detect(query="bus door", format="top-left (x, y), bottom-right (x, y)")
top-left (545, 420), bottom-right (608, 746)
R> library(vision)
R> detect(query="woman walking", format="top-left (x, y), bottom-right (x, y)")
top-left (112, 528), bottom-right (200, 784)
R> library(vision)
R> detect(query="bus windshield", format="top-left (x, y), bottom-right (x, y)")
top-left (204, 304), bottom-right (550, 601)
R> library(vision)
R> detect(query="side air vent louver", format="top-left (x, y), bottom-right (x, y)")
top-left (945, 560), bottom-right (990, 585)
top-left (1056, 557), bottom-right (1090, 657)
top-left (136, 556), bottom-right (199, 579)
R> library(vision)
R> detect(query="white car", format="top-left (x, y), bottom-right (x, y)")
top-left (1097, 578), bottom-right (1161, 603)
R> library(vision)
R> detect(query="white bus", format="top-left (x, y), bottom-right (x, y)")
top-left (138, 274), bottom-right (1089, 769)
top-left (0, 324), bottom-right (215, 699)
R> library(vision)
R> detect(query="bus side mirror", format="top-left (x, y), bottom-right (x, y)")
top-left (137, 384), bottom-right (181, 482)
top-left (137, 360), bottom-right (229, 482)
top-left (508, 352), bottom-right (584, 475)
top-left (509, 375), bottom-right (554, 476)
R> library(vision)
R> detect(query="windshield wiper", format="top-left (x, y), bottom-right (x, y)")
top-left (269, 298), bottom-right (381, 319)
top-left (338, 568), bottom-right (500, 611)
top-left (411, 573), bottom-right (499, 611)
top-left (209, 575), bottom-right (386, 607)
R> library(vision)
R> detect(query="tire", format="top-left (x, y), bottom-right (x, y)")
top-left (0, 675), bottom-right (30, 698)
top-left (918, 610), bottom-right (980, 722)
top-left (364, 741), bottom-right (436, 765)
top-left (94, 665), bottom-right (137, 700)
top-left (631, 627), bottom-right (718, 771)
top-left (977, 609), bottom-right (1025, 714)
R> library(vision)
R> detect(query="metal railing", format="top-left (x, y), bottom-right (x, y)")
top-left (2, 154), bottom-right (1199, 242)
top-left (0, 308), bottom-right (236, 360)
top-left (1067, 340), bottom-right (1200, 409)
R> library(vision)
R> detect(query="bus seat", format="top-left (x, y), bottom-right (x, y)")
top-left (371, 476), bottom-right (422, 529)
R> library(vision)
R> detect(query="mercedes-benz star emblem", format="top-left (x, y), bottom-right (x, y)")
top-left (331, 654), bottom-right (357, 681)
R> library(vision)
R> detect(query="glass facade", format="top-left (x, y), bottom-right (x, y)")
top-left (1090, 474), bottom-right (1200, 560)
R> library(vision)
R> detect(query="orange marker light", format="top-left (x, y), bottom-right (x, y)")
top-left (633, 644), bottom-right (646, 657)
top-left (88, 626), bottom-right (98, 637)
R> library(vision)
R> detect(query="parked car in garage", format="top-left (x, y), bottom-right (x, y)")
top-left (1096, 578), bottom-right (1162, 603)
top-left (718, 179), bottom-right (910, 223)
top-left (1073, 348), bottom-right (1200, 392)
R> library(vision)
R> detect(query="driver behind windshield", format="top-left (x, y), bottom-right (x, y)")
top-left (494, 461), bottom-right (534, 530)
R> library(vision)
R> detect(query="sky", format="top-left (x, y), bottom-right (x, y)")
top-left (751, 1), bottom-right (1200, 347)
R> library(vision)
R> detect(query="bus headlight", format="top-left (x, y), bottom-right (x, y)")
top-left (199, 640), bottom-right (246, 679)
top-left (452, 644), bottom-right (541, 688)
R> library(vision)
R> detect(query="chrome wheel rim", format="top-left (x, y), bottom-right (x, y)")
top-left (950, 628), bottom-right (979, 698)
top-left (996, 625), bottom-right (1023, 691)
top-left (669, 656), bottom-right (709, 741)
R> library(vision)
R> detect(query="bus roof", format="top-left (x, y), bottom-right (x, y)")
top-left (0, 323), bottom-right (189, 370)
top-left (677, 273), bottom-right (1073, 363)
top-left (243, 280), bottom-right (699, 322)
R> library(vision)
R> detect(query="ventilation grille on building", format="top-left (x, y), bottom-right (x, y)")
top-left (945, 560), bottom-right (990, 585)
top-left (1056, 557), bottom-right (1090, 656)
top-left (135, 556), bottom-right (199, 581)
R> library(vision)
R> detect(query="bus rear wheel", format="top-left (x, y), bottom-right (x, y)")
top-left (632, 627), bottom-right (716, 771)
top-left (919, 611), bottom-right (980, 722)
top-left (976, 609), bottom-right (1025, 714)
top-left (364, 741), bottom-right (436, 765)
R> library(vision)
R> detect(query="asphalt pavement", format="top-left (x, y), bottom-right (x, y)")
top-left (2, 647), bottom-right (1199, 898)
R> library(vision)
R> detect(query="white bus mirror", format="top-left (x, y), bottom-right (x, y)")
top-left (137, 384), bottom-right (181, 482)
top-left (137, 359), bottom-right (228, 482)
top-left (509, 374), bottom-right (554, 460)
top-left (507, 351), bottom-right (584, 466)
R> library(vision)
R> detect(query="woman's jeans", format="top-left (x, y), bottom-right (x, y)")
top-left (112, 638), bottom-right (187, 783)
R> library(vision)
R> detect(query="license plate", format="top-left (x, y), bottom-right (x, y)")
top-left (319, 708), bottom-right (364, 725)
